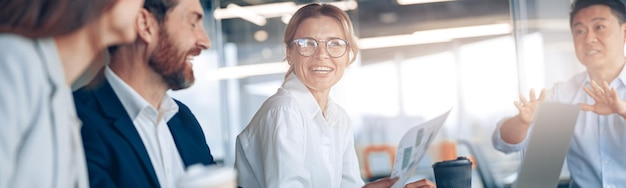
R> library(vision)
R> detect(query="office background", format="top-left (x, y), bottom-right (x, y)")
top-left (165, 0), bottom-right (583, 186)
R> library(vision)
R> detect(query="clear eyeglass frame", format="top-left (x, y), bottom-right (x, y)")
top-left (291, 37), bottom-right (349, 58)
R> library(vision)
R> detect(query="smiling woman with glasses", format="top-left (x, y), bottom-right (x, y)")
top-left (234, 3), bottom-right (435, 188)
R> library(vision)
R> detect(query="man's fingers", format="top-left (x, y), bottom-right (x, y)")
top-left (602, 81), bottom-right (611, 90)
top-left (584, 86), bottom-right (599, 100)
top-left (601, 81), bottom-right (612, 98)
top-left (611, 87), bottom-right (619, 100)
top-left (529, 88), bottom-right (536, 103)
top-left (538, 89), bottom-right (547, 101)
top-left (519, 93), bottom-right (529, 106)
top-left (580, 103), bottom-right (594, 111)
top-left (605, 87), bottom-right (619, 104)
top-left (514, 101), bottom-right (523, 110)
top-left (591, 80), bottom-right (605, 96)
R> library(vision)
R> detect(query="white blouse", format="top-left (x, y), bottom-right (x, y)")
top-left (235, 73), bottom-right (364, 188)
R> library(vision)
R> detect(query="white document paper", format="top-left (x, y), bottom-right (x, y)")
top-left (390, 109), bottom-right (452, 188)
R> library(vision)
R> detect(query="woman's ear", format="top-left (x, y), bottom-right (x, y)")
top-left (286, 49), bottom-right (293, 65)
top-left (136, 9), bottom-right (155, 44)
top-left (347, 51), bottom-right (355, 67)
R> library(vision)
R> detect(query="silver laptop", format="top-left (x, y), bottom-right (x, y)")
top-left (513, 102), bottom-right (580, 188)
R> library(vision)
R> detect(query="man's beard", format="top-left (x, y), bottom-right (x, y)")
top-left (148, 28), bottom-right (195, 90)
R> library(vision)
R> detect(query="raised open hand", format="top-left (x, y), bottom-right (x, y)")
top-left (581, 80), bottom-right (626, 117)
top-left (514, 89), bottom-right (546, 124)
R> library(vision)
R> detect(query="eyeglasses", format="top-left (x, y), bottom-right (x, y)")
top-left (291, 37), bottom-right (349, 58)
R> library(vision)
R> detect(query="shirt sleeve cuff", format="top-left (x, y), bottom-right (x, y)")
top-left (492, 117), bottom-right (526, 154)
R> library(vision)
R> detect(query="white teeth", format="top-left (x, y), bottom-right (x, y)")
top-left (309, 66), bottom-right (332, 74)
top-left (310, 66), bottom-right (332, 71)
top-left (586, 50), bottom-right (598, 55)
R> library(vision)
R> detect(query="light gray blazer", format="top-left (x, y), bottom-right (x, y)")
top-left (0, 33), bottom-right (88, 188)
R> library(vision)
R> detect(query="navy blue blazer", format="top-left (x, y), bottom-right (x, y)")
top-left (73, 79), bottom-right (215, 188)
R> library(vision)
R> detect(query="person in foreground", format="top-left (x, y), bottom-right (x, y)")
top-left (493, 0), bottom-right (626, 187)
top-left (0, 0), bottom-right (143, 187)
top-left (234, 3), bottom-right (436, 188)
top-left (73, 0), bottom-right (215, 187)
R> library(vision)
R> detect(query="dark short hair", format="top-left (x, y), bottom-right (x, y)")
top-left (109, 0), bottom-right (179, 54)
top-left (570, 0), bottom-right (626, 25)
top-left (144, 0), bottom-right (179, 23)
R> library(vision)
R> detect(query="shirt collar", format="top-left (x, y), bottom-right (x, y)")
top-left (616, 65), bottom-right (626, 87)
top-left (159, 93), bottom-right (179, 122)
top-left (105, 66), bottom-right (179, 122)
top-left (281, 73), bottom-right (335, 120)
top-left (582, 64), bottom-right (626, 87)
top-left (282, 73), bottom-right (321, 118)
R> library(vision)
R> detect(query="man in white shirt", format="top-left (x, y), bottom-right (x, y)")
top-left (73, 0), bottom-right (215, 187)
top-left (493, 0), bottom-right (626, 187)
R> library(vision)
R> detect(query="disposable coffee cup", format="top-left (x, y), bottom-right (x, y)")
top-left (432, 156), bottom-right (472, 188)
top-left (178, 164), bottom-right (237, 188)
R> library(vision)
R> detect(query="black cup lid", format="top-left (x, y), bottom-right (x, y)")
top-left (432, 156), bottom-right (472, 168)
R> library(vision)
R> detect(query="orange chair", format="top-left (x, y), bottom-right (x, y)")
top-left (362, 145), bottom-right (396, 180)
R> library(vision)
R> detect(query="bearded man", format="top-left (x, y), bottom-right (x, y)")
top-left (73, 0), bottom-right (215, 187)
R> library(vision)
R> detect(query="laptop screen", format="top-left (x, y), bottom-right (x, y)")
top-left (513, 102), bottom-right (580, 188)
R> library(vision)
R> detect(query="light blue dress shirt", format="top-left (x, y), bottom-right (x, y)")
top-left (493, 68), bottom-right (626, 188)
top-left (0, 34), bottom-right (89, 187)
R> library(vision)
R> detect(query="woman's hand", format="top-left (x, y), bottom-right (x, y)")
top-left (404, 178), bottom-right (436, 188)
top-left (363, 177), bottom-right (436, 188)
